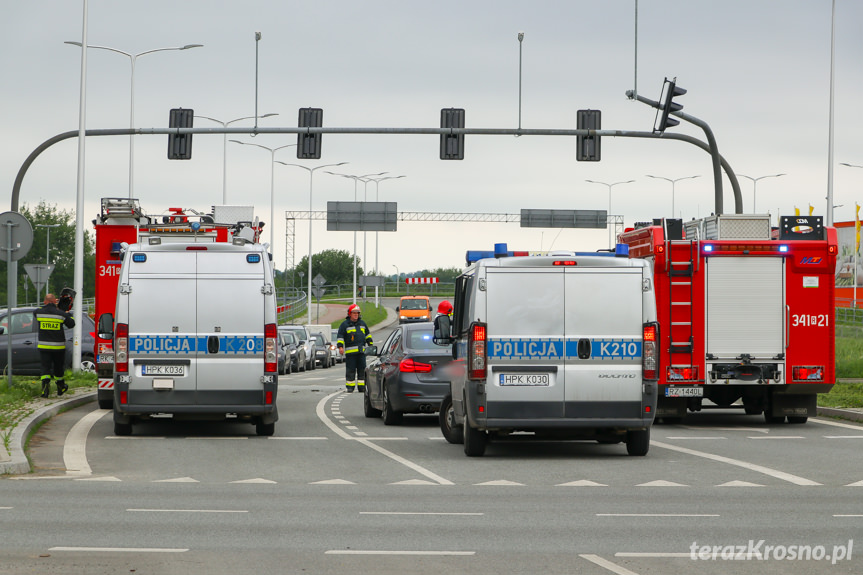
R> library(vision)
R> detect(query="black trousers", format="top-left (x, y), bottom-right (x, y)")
top-left (40, 348), bottom-right (66, 380)
top-left (344, 352), bottom-right (367, 383)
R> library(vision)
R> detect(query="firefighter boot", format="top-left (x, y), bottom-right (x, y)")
top-left (346, 380), bottom-right (356, 393)
top-left (40, 378), bottom-right (51, 398)
top-left (357, 380), bottom-right (365, 394)
top-left (57, 380), bottom-right (68, 397)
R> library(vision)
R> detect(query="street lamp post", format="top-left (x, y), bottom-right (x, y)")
top-left (35, 223), bottom-right (60, 297)
top-left (230, 141), bottom-right (297, 252)
top-left (324, 171), bottom-right (388, 304)
top-left (196, 113), bottom-right (278, 203)
top-left (367, 175), bottom-right (406, 305)
top-left (64, 41), bottom-right (203, 198)
top-left (645, 174), bottom-right (700, 218)
top-left (585, 179), bottom-right (635, 247)
top-left (736, 173), bottom-right (786, 214)
top-left (277, 162), bottom-right (348, 325)
top-left (393, 264), bottom-right (400, 294)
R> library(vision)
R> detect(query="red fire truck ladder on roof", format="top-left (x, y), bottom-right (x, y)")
top-left (667, 239), bottom-right (696, 373)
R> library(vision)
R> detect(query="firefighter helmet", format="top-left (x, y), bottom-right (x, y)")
top-left (348, 304), bottom-right (361, 315)
top-left (437, 300), bottom-right (453, 315)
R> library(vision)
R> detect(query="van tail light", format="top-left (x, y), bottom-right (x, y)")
top-left (792, 366), bottom-right (824, 382)
top-left (399, 358), bottom-right (433, 373)
top-left (468, 322), bottom-right (488, 381)
top-left (115, 323), bottom-right (129, 373)
top-left (642, 323), bottom-right (658, 381)
top-left (264, 323), bottom-right (278, 373)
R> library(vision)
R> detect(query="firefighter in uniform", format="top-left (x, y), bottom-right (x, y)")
top-left (336, 304), bottom-right (373, 393)
top-left (34, 292), bottom-right (75, 398)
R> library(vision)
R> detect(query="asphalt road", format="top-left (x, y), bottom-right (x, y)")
top-left (3, 348), bottom-right (863, 574)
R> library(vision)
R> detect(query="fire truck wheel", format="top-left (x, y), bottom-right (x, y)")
top-left (787, 416), bottom-right (808, 424)
top-left (114, 420), bottom-right (132, 436)
top-left (625, 428), bottom-right (650, 456)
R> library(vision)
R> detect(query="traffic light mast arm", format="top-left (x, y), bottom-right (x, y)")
top-left (628, 89), bottom-right (741, 215)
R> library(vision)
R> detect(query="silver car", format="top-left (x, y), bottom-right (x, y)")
top-left (280, 325), bottom-right (317, 371)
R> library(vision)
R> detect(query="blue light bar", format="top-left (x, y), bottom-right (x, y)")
top-left (132, 253), bottom-right (147, 263)
top-left (247, 254), bottom-right (262, 263)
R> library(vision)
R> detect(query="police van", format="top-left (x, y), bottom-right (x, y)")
top-left (434, 244), bottom-right (659, 456)
top-left (103, 239), bottom-right (279, 436)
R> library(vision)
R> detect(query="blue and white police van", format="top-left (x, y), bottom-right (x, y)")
top-left (106, 239), bottom-right (279, 436)
top-left (434, 244), bottom-right (659, 456)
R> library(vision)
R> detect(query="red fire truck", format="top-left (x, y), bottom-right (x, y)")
top-left (93, 198), bottom-right (262, 409)
top-left (618, 214), bottom-right (836, 424)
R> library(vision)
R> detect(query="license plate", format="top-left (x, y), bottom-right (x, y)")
top-left (97, 354), bottom-right (113, 364)
top-left (142, 365), bottom-right (185, 376)
top-left (499, 373), bottom-right (551, 386)
top-left (665, 386), bottom-right (703, 397)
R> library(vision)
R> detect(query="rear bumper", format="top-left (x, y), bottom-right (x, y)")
top-left (478, 401), bottom-right (652, 431)
top-left (114, 386), bottom-right (278, 418)
top-left (390, 381), bottom-right (449, 412)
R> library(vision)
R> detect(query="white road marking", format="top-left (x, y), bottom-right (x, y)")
top-left (74, 476), bottom-right (121, 482)
top-left (717, 480), bottom-right (764, 487)
top-left (311, 479), bottom-right (356, 485)
top-left (389, 479), bottom-right (439, 485)
top-left (824, 435), bottom-right (863, 439)
top-left (651, 440), bottom-right (821, 486)
top-left (557, 480), bottom-right (607, 487)
top-left (845, 480), bottom-right (863, 486)
top-left (325, 550), bottom-right (474, 556)
top-left (596, 513), bottom-right (718, 517)
top-left (474, 480), bottom-right (524, 486)
top-left (127, 509), bottom-right (248, 513)
top-left (186, 437), bottom-right (247, 440)
top-left (267, 436), bottom-right (327, 440)
top-left (616, 552), bottom-right (690, 558)
top-left (315, 391), bottom-right (454, 485)
top-left (360, 511), bottom-right (483, 516)
top-left (0, 507), bottom-right (12, 510)
top-left (636, 480), bottom-right (687, 487)
top-left (579, 554), bottom-right (641, 575)
top-left (746, 435), bottom-right (804, 439)
top-left (834, 514), bottom-right (863, 517)
top-left (50, 547), bottom-right (188, 553)
top-left (809, 417), bottom-right (863, 430)
top-left (153, 477), bottom-right (199, 483)
top-left (681, 426), bottom-right (769, 434)
top-left (230, 478), bottom-right (276, 484)
top-left (664, 436), bottom-right (726, 440)
top-left (106, 436), bottom-right (167, 440)
top-left (64, 408), bottom-right (110, 476)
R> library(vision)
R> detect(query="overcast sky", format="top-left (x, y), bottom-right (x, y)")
top-left (3, 1), bottom-right (862, 279)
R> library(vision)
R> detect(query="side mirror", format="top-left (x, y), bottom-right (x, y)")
top-left (433, 315), bottom-right (453, 346)
top-left (364, 345), bottom-right (378, 356)
top-left (0, 326), bottom-right (5, 335)
top-left (97, 313), bottom-right (114, 340)
top-left (395, 306), bottom-right (400, 312)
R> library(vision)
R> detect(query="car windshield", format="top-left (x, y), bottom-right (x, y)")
top-left (313, 334), bottom-right (326, 344)
top-left (401, 299), bottom-right (427, 310)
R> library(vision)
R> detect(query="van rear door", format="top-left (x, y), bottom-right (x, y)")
top-left (562, 267), bottom-right (644, 418)
top-left (126, 250), bottom-right (198, 396)
top-left (196, 250), bottom-right (266, 396)
top-left (485, 268), bottom-right (566, 418)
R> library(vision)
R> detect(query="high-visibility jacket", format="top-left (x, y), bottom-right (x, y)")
top-left (337, 318), bottom-right (372, 354)
top-left (34, 303), bottom-right (75, 351)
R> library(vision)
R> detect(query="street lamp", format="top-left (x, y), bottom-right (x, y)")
top-left (367, 175), bottom-right (405, 304)
top-left (64, 41), bottom-right (203, 198)
top-left (736, 173), bottom-right (786, 213)
top-left (277, 161), bottom-right (348, 325)
top-left (645, 174), bottom-right (700, 218)
top-left (325, 171), bottom-right (388, 304)
top-left (585, 179), bottom-right (635, 247)
top-left (230, 140), bottom-right (297, 252)
top-left (393, 264), bottom-right (400, 294)
top-left (35, 223), bottom-right (60, 297)
top-left (196, 113), bottom-right (278, 203)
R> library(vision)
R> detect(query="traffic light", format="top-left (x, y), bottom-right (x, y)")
top-left (576, 109), bottom-right (601, 161)
top-left (440, 108), bottom-right (465, 160)
top-left (654, 77), bottom-right (686, 133)
top-left (167, 108), bottom-right (194, 160)
top-left (297, 107), bottom-right (323, 159)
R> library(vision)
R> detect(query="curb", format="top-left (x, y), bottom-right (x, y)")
top-left (816, 407), bottom-right (863, 423)
top-left (1, 391), bottom-right (97, 476)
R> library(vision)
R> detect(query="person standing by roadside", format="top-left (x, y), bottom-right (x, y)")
top-left (34, 293), bottom-right (75, 398)
top-left (336, 304), bottom-right (373, 393)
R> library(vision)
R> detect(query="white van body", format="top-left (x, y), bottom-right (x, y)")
top-left (441, 250), bottom-right (659, 456)
top-left (111, 241), bottom-right (279, 436)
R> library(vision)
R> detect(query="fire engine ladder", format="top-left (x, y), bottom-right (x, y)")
top-left (667, 240), bottom-right (696, 366)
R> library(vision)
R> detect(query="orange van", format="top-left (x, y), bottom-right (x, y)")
top-left (396, 295), bottom-right (432, 324)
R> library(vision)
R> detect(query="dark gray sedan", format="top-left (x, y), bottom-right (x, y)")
top-left (363, 323), bottom-right (453, 425)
